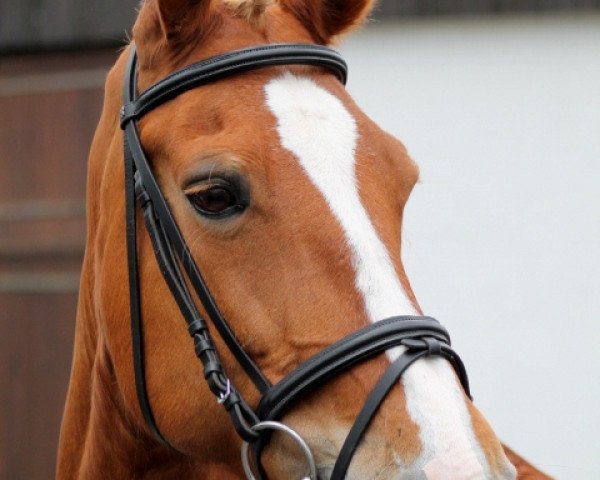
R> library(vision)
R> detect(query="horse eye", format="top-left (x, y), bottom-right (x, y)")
top-left (187, 182), bottom-right (246, 218)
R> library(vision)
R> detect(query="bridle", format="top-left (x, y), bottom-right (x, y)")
top-left (120, 42), bottom-right (471, 479)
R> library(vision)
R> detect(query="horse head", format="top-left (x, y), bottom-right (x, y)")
top-left (57, 1), bottom-right (518, 478)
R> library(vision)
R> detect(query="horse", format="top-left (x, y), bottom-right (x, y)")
top-left (56, 0), bottom-right (551, 478)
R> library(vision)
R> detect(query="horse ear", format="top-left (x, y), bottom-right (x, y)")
top-left (282, 0), bottom-right (375, 44)
top-left (155, 0), bottom-right (212, 39)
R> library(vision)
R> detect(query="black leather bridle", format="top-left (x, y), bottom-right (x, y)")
top-left (120, 42), bottom-right (470, 479)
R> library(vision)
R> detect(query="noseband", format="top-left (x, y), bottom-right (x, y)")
top-left (120, 43), bottom-right (470, 479)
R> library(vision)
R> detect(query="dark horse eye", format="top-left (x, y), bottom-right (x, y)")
top-left (187, 181), bottom-right (247, 218)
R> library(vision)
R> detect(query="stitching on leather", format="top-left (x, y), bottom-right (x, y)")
top-left (269, 322), bottom-right (446, 393)
top-left (258, 319), bottom-right (450, 415)
top-left (136, 56), bottom-right (344, 115)
top-left (263, 336), bottom-right (453, 420)
top-left (143, 44), bottom-right (340, 88)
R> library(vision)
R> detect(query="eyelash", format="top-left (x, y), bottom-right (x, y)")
top-left (186, 180), bottom-right (247, 218)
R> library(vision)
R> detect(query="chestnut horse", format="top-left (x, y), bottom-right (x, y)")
top-left (57, 0), bottom-right (551, 478)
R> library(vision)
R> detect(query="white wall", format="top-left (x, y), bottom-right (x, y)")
top-left (341, 14), bottom-right (600, 479)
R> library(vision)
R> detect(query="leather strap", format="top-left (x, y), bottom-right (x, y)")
top-left (124, 115), bottom-right (171, 447)
top-left (120, 43), bottom-right (347, 127)
top-left (257, 316), bottom-right (470, 422)
top-left (134, 170), bottom-right (260, 442)
top-left (251, 319), bottom-right (470, 478)
top-left (330, 349), bottom-right (429, 479)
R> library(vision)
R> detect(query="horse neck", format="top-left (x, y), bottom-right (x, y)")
top-left (55, 257), bottom-right (174, 478)
top-left (56, 304), bottom-right (238, 480)
top-left (55, 215), bottom-right (235, 478)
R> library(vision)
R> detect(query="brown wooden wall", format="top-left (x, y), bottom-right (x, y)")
top-left (0, 49), bottom-right (117, 480)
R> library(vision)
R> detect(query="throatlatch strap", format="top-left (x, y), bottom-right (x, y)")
top-left (124, 131), bottom-right (170, 448)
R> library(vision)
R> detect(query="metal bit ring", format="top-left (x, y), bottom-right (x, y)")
top-left (241, 421), bottom-right (317, 480)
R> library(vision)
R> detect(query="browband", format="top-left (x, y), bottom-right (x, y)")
top-left (121, 43), bottom-right (347, 127)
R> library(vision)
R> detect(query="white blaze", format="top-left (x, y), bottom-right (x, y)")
top-left (265, 74), bottom-right (500, 479)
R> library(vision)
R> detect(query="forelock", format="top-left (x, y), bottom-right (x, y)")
top-left (223, 0), bottom-right (274, 24)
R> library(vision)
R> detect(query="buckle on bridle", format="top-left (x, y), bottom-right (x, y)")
top-left (217, 379), bottom-right (232, 405)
